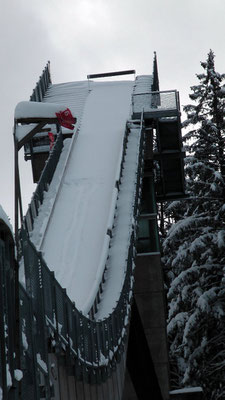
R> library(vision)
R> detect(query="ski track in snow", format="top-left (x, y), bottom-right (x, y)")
top-left (39, 81), bottom-right (134, 312)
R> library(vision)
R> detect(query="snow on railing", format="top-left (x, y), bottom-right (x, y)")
top-left (24, 132), bottom-right (64, 233)
top-left (28, 128), bottom-right (80, 250)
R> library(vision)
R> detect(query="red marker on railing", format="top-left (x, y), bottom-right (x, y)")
top-left (48, 132), bottom-right (55, 149)
top-left (55, 108), bottom-right (77, 130)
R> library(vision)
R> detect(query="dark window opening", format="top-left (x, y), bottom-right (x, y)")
top-left (137, 218), bottom-right (159, 253)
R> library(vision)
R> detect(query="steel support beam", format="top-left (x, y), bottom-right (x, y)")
top-left (126, 298), bottom-right (163, 400)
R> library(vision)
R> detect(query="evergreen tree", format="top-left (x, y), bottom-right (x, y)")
top-left (163, 50), bottom-right (225, 399)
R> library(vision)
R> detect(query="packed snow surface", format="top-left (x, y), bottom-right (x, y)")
top-left (33, 81), bottom-right (134, 313)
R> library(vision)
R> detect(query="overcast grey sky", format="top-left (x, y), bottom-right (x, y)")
top-left (1, 0), bottom-right (225, 226)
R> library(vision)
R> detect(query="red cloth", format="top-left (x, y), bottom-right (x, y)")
top-left (48, 132), bottom-right (55, 149)
top-left (55, 108), bottom-right (77, 130)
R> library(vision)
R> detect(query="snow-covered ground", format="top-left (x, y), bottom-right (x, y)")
top-left (31, 80), bottom-right (134, 313)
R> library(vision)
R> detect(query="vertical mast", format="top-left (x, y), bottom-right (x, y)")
top-left (152, 51), bottom-right (160, 92)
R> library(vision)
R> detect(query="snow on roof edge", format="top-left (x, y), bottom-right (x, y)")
top-left (14, 101), bottom-right (69, 119)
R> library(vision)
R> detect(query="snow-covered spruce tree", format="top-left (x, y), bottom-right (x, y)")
top-left (163, 50), bottom-right (225, 399)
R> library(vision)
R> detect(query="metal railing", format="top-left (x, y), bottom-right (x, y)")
top-left (132, 90), bottom-right (180, 116)
top-left (19, 115), bottom-right (145, 389)
top-left (24, 131), bottom-right (63, 233)
top-left (30, 62), bottom-right (52, 103)
top-left (19, 284), bottom-right (44, 400)
top-left (0, 234), bottom-right (19, 399)
top-left (20, 224), bottom-right (135, 383)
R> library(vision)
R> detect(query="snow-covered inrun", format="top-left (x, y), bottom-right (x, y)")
top-left (31, 80), bottom-right (134, 314)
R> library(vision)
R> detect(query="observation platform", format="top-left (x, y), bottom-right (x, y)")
top-left (132, 89), bottom-right (181, 120)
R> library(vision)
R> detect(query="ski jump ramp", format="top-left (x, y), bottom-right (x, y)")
top-left (15, 68), bottom-right (169, 399)
top-left (30, 80), bottom-right (138, 316)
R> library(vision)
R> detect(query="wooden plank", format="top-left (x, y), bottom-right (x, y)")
top-left (16, 117), bottom-right (58, 124)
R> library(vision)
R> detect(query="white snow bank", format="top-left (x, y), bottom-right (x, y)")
top-left (15, 101), bottom-right (68, 119)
